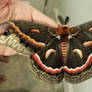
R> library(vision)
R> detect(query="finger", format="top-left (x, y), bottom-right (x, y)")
top-left (31, 6), bottom-right (58, 27)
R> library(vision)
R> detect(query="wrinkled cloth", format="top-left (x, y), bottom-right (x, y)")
top-left (0, 0), bottom-right (58, 56)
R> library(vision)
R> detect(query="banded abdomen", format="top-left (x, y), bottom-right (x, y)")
top-left (60, 39), bottom-right (68, 65)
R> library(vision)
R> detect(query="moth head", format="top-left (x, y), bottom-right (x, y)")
top-left (48, 16), bottom-right (70, 36)
top-left (57, 15), bottom-right (81, 36)
top-left (56, 15), bottom-right (70, 36)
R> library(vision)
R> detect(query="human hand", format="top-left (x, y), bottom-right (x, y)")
top-left (0, 0), bottom-right (58, 56)
top-left (0, 0), bottom-right (58, 83)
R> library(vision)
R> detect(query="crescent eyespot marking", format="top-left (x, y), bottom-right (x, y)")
top-left (56, 35), bottom-right (60, 40)
top-left (68, 35), bottom-right (73, 40)
top-left (72, 49), bottom-right (83, 59)
top-left (83, 41), bottom-right (92, 47)
top-left (88, 27), bottom-right (92, 32)
top-left (45, 49), bottom-right (56, 59)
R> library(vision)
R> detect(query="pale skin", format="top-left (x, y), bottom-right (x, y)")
top-left (0, 0), bottom-right (58, 83)
top-left (0, 0), bottom-right (58, 56)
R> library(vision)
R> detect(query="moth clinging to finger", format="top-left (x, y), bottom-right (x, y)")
top-left (0, 15), bottom-right (92, 84)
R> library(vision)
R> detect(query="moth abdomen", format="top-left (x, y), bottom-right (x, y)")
top-left (60, 41), bottom-right (69, 65)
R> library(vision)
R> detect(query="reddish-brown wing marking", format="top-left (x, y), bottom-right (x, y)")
top-left (0, 19), bottom-right (92, 83)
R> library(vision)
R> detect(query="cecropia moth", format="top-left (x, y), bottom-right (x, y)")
top-left (0, 16), bottom-right (92, 84)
